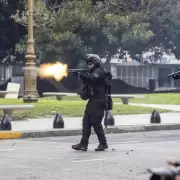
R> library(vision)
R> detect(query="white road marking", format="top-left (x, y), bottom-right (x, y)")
top-left (105, 141), bottom-right (140, 144)
top-left (0, 148), bottom-right (14, 152)
top-left (72, 157), bottom-right (115, 163)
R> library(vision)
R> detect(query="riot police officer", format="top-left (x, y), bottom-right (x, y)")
top-left (72, 54), bottom-right (112, 151)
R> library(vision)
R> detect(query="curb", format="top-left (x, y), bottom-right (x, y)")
top-left (1, 124), bottom-right (180, 140)
top-left (0, 132), bottom-right (22, 139)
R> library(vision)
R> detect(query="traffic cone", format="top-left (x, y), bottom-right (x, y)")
top-left (104, 110), bottom-right (115, 128)
top-left (53, 113), bottom-right (64, 128)
top-left (150, 109), bottom-right (161, 123)
top-left (0, 114), bottom-right (12, 131)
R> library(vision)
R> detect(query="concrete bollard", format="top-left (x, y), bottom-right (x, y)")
top-left (150, 109), bottom-right (161, 123)
top-left (53, 113), bottom-right (64, 129)
top-left (104, 110), bottom-right (115, 128)
top-left (0, 114), bottom-right (12, 131)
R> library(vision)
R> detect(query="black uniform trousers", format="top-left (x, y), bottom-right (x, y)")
top-left (80, 97), bottom-right (107, 146)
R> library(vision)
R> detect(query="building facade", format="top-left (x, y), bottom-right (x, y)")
top-left (111, 62), bottom-right (180, 90)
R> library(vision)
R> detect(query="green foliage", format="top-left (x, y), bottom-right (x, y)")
top-left (0, 0), bottom-right (25, 64)
top-left (11, 0), bottom-right (180, 66)
top-left (12, 0), bottom-right (154, 66)
top-left (146, 0), bottom-right (180, 59)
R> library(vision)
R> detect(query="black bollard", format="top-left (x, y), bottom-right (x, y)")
top-left (150, 109), bottom-right (161, 123)
top-left (0, 114), bottom-right (12, 131)
top-left (104, 110), bottom-right (115, 128)
top-left (53, 113), bottom-right (64, 128)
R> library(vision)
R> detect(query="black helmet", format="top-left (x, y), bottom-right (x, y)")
top-left (85, 54), bottom-right (102, 66)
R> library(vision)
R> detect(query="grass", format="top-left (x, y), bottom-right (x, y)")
top-left (62, 93), bottom-right (180, 105)
top-left (0, 98), bottom-right (170, 120)
top-left (130, 93), bottom-right (180, 104)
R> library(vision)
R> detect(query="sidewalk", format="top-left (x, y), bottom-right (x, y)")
top-left (0, 111), bottom-right (180, 140)
top-left (11, 112), bottom-right (180, 131)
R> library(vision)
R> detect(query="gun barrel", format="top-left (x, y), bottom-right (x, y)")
top-left (68, 69), bottom-right (88, 73)
top-left (68, 69), bottom-right (85, 71)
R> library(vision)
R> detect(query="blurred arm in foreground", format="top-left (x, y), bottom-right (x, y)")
top-left (148, 160), bottom-right (180, 180)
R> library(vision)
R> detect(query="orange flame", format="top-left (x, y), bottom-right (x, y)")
top-left (39, 62), bottom-right (68, 81)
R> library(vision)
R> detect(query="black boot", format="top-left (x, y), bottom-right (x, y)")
top-left (95, 144), bottom-right (108, 151)
top-left (72, 143), bottom-right (88, 151)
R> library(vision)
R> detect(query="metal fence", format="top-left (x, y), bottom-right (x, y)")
top-left (0, 64), bottom-right (24, 80)
top-left (111, 63), bottom-right (180, 89)
top-left (116, 65), bottom-right (157, 88)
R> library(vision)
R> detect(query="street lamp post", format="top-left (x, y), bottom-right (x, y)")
top-left (23, 0), bottom-right (39, 103)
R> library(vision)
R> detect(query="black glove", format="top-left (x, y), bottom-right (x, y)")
top-left (73, 71), bottom-right (80, 76)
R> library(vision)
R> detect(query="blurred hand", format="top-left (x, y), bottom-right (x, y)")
top-left (175, 175), bottom-right (180, 180)
top-left (167, 160), bottom-right (180, 167)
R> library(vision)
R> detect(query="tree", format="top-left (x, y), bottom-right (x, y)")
top-left (147, 0), bottom-right (180, 59)
top-left (12, 0), bottom-right (155, 67)
top-left (0, 0), bottom-right (25, 64)
top-left (13, 0), bottom-right (100, 67)
top-left (102, 0), bottom-right (154, 62)
top-left (3, 0), bottom-right (180, 66)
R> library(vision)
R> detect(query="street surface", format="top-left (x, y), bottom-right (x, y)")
top-left (0, 130), bottom-right (180, 180)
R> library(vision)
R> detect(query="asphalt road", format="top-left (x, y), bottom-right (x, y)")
top-left (0, 130), bottom-right (180, 180)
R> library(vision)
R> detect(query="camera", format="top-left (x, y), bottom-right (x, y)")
top-left (147, 161), bottom-right (180, 180)
top-left (168, 71), bottom-right (180, 80)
